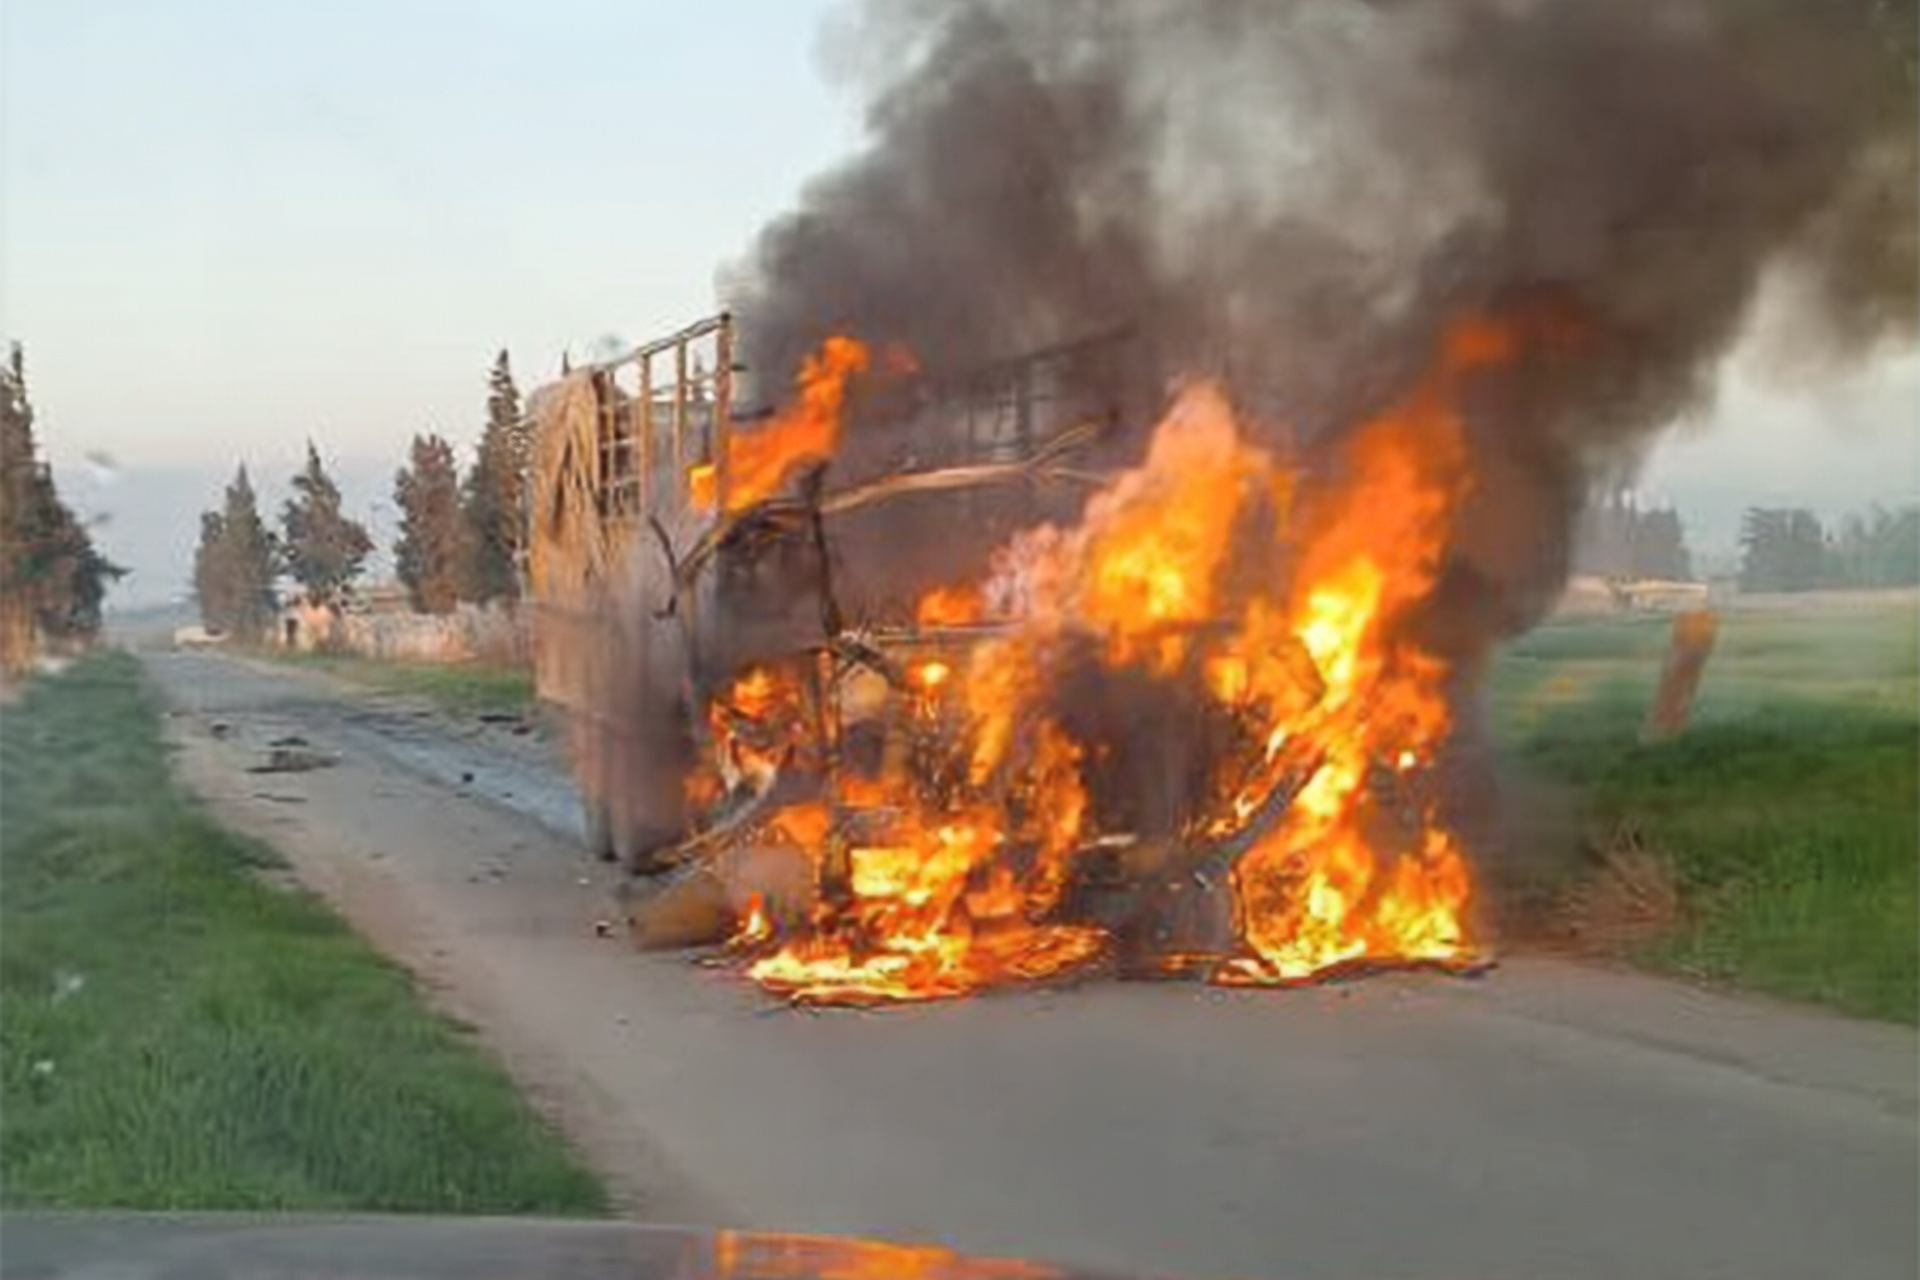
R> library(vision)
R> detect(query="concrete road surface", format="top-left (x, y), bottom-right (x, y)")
top-left (140, 651), bottom-right (1918, 1280)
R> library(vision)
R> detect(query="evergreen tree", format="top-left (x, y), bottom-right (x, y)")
top-left (195, 465), bottom-right (279, 639)
top-left (0, 343), bottom-right (123, 663)
top-left (281, 441), bottom-right (372, 609)
top-left (1630, 506), bottom-right (1692, 581)
top-left (1832, 503), bottom-right (1920, 587)
top-left (192, 509), bottom-right (233, 632)
top-left (462, 350), bottom-right (526, 604)
top-left (1, 344), bottom-right (48, 666)
top-left (1739, 507), bottom-right (1831, 593)
top-left (394, 432), bottom-right (465, 614)
top-left (490, 348), bottom-right (531, 481)
top-left (34, 494), bottom-right (122, 639)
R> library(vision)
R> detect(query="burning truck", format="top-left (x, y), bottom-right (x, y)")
top-left (525, 307), bottom-right (1528, 1006)
top-left (522, 0), bottom-right (1912, 1009)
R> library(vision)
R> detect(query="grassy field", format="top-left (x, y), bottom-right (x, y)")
top-left (0, 653), bottom-right (604, 1212)
top-left (270, 651), bottom-right (535, 718)
top-left (1489, 597), bottom-right (1918, 1022)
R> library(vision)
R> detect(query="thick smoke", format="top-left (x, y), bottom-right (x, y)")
top-left (724, 0), bottom-right (1916, 643)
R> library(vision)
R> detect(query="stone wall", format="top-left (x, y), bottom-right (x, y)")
top-left (279, 601), bottom-right (529, 666)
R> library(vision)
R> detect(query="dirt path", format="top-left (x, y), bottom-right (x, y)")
top-left (144, 650), bottom-right (1918, 1280)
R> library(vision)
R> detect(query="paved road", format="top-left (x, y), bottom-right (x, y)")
top-left (144, 651), bottom-right (1919, 1280)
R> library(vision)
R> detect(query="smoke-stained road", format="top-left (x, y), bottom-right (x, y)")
top-left (144, 650), bottom-right (1917, 1280)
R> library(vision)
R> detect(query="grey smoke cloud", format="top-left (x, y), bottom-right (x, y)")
top-left (725, 0), bottom-right (1916, 645)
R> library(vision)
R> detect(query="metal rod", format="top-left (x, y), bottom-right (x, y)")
top-left (814, 645), bottom-right (852, 912)
top-left (593, 370), bottom-right (613, 516)
top-left (639, 352), bottom-right (654, 514)
top-left (672, 341), bottom-right (688, 485)
top-left (577, 313), bottom-right (730, 375)
top-left (671, 419), bottom-right (1109, 590)
top-left (713, 314), bottom-right (735, 513)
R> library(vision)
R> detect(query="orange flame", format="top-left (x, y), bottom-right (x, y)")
top-left (1215, 329), bottom-right (1485, 984)
top-left (709, 664), bottom-right (810, 797)
top-left (692, 335), bottom-right (871, 513)
top-left (711, 1228), bottom-right (1061, 1280)
top-left (706, 316), bottom-right (1524, 1002)
top-left (916, 584), bottom-right (985, 628)
top-left (731, 893), bottom-right (775, 951)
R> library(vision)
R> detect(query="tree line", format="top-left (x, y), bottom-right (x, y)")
top-left (1574, 492), bottom-right (1693, 582)
top-left (1738, 503), bottom-right (1920, 594)
top-left (0, 345), bottom-right (125, 672)
top-left (193, 351), bottom-right (531, 640)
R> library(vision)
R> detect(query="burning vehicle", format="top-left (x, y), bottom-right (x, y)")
top-left (526, 0), bottom-right (1912, 1008)
top-left (527, 309), bottom-right (1516, 1005)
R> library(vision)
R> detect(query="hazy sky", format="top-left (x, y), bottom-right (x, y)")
top-left (3, 0), bottom-right (1914, 603)
top-left (3, 0), bottom-right (857, 472)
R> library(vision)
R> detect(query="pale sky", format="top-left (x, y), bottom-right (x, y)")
top-left (2, 0), bottom-right (857, 473)
top-left (2, 0), bottom-right (1914, 605)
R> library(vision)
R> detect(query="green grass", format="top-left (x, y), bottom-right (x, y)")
top-left (0, 652), bottom-right (605, 1212)
top-left (270, 651), bottom-right (535, 718)
top-left (1489, 599), bottom-right (1918, 1022)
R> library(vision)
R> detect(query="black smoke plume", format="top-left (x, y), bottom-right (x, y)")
top-left (724, 0), bottom-right (1916, 643)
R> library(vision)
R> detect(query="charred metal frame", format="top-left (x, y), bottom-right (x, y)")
top-left (575, 313), bottom-right (738, 522)
top-left (532, 315), bottom-right (1137, 883)
top-left (546, 315), bottom-right (1136, 537)
top-left (918, 324), bottom-right (1138, 465)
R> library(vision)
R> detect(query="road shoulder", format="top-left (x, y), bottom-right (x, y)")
top-left (152, 655), bottom-right (725, 1223)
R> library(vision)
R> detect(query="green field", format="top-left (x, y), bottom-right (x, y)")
top-left (270, 651), bottom-right (535, 718)
top-left (1489, 597), bottom-right (1918, 1022)
top-left (0, 653), bottom-right (604, 1212)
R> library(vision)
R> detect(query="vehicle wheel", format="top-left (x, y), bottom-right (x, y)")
top-left (617, 823), bottom-right (680, 878)
top-left (584, 795), bottom-right (617, 862)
